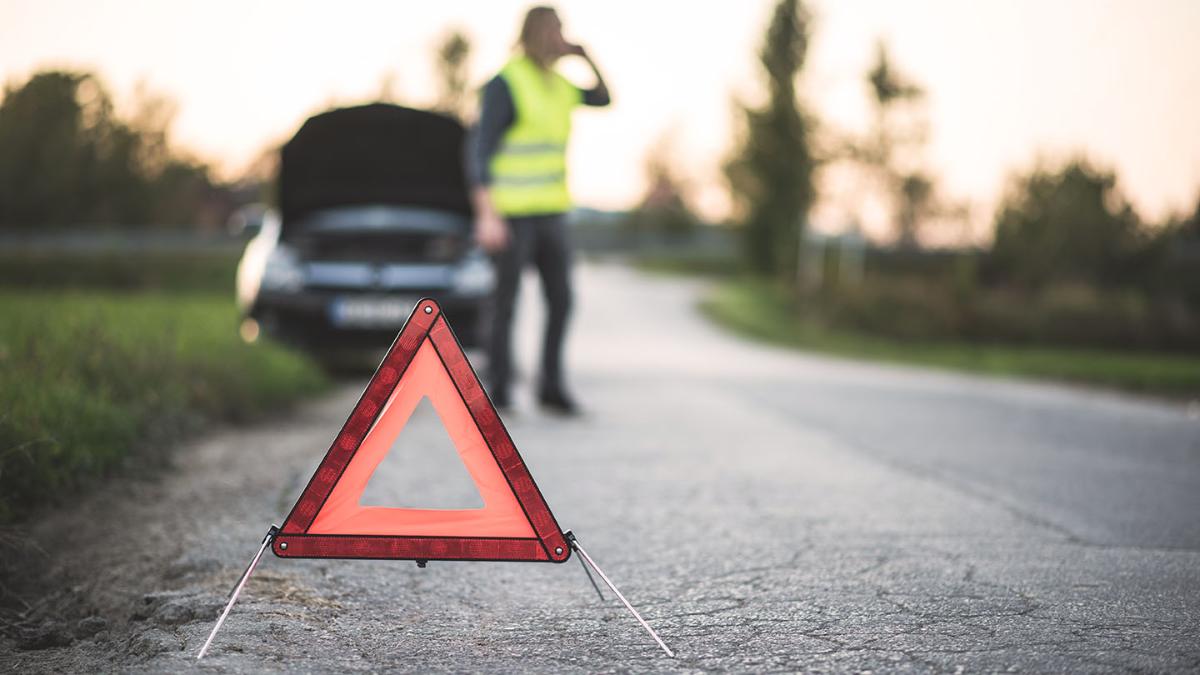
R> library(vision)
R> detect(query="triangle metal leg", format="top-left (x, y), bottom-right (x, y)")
top-left (197, 524), bottom-right (278, 659)
top-left (576, 548), bottom-right (606, 602)
top-left (565, 531), bottom-right (675, 658)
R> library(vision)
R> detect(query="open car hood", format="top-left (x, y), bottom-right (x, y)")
top-left (279, 104), bottom-right (472, 227)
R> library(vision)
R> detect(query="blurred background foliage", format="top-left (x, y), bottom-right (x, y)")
top-left (0, 70), bottom-right (237, 230)
top-left (433, 29), bottom-right (474, 121)
top-left (692, 0), bottom-right (1200, 366)
top-left (772, 158), bottom-right (1200, 355)
top-left (723, 0), bottom-right (817, 282)
top-left (0, 72), bottom-right (323, 521)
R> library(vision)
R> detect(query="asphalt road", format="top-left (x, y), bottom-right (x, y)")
top-left (4, 263), bottom-right (1199, 673)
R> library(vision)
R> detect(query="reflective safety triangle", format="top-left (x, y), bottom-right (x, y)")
top-left (273, 298), bottom-right (570, 563)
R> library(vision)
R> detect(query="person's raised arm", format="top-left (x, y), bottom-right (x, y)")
top-left (568, 44), bottom-right (610, 106)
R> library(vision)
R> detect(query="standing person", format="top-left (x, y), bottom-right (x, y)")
top-left (467, 5), bottom-right (610, 414)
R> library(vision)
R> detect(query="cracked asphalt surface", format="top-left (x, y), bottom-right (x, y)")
top-left (3, 262), bottom-right (1199, 673)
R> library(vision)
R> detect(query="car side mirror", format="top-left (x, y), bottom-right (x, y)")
top-left (228, 204), bottom-right (268, 238)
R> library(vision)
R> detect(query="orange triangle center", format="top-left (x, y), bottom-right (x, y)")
top-left (358, 397), bottom-right (482, 509)
top-left (308, 339), bottom-right (535, 538)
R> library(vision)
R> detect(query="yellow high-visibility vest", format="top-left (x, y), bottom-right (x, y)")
top-left (490, 55), bottom-right (581, 216)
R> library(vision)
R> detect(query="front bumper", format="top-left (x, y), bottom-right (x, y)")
top-left (248, 289), bottom-right (487, 350)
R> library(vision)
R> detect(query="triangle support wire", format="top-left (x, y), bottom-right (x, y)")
top-left (577, 549), bottom-right (606, 602)
top-left (565, 531), bottom-right (675, 658)
top-left (197, 524), bottom-right (278, 660)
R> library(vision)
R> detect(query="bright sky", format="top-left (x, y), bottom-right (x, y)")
top-left (2, 0), bottom-right (1198, 239)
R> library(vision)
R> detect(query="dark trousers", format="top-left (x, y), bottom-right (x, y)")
top-left (487, 213), bottom-right (573, 398)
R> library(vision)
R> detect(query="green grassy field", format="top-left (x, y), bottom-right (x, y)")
top-left (0, 290), bottom-right (328, 521)
top-left (0, 249), bottom-right (239, 292)
top-left (702, 279), bottom-right (1200, 398)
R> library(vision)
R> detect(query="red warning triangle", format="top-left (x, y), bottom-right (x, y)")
top-left (272, 298), bottom-right (570, 563)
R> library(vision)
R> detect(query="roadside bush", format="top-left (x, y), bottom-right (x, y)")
top-left (813, 277), bottom-right (1199, 353)
top-left (821, 278), bottom-right (962, 341)
top-left (705, 278), bottom-right (1200, 396)
top-left (988, 159), bottom-right (1145, 290)
top-left (0, 292), bottom-right (327, 521)
top-left (1031, 285), bottom-right (1149, 347)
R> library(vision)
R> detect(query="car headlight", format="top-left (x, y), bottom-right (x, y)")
top-left (260, 244), bottom-right (303, 292)
top-left (453, 253), bottom-right (495, 296)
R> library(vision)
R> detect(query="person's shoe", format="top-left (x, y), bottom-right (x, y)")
top-left (537, 388), bottom-right (582, 417)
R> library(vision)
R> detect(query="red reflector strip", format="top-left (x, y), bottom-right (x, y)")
top-left (273, 536), bottom-right (551, 562)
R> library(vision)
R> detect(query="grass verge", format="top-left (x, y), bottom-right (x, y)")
top-left (633, 252), bottom-right (742, 278)
top-left (0, 250), bottom-right (239, 293)
top-left (0, 291), bottom-right (328, 521)
top-left (702, 278), bottom-right (1200, 398)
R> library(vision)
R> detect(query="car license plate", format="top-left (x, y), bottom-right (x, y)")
top-left (329, 296), bottom-right (416, 328)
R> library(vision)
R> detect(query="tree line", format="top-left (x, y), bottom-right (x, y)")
top-left (723, 0), bottom-right (1199, 308)
top-left (0, 71), bottom-right (234, 230)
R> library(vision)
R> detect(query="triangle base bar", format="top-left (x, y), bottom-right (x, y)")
top-left (273, 534), bottom-right (556, 561)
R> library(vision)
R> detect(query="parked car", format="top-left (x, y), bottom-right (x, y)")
top-left (235, 104), bottom-right (493, 352)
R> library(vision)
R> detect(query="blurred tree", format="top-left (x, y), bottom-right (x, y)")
top-left (0, 71), bottom-right (98, 226)
top-left (377, 70), bottom-right (401, 103)
top-left (989, 158), bottom-right (1144, 289)
top-left (625, 135), bottom-right (698, 237)
top-left (896, 172), bottom-right (934, 247)
top-left (1140, 192), bottom-right (1200, 304)
top-left (434, 29), bottom-right (473, 121)
top-left (724, 0), bottom-right (816, 281)
top-left (1178, 195), bottom-right (1200, 240)
top-left (0, 69), bottom-right (227, 229)
top-left (866, 41), bottom-right (923, 111)
top-left (856, 41), bottom-right (944, 249)
top-left (233, 142), bottom-right (284, 207)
